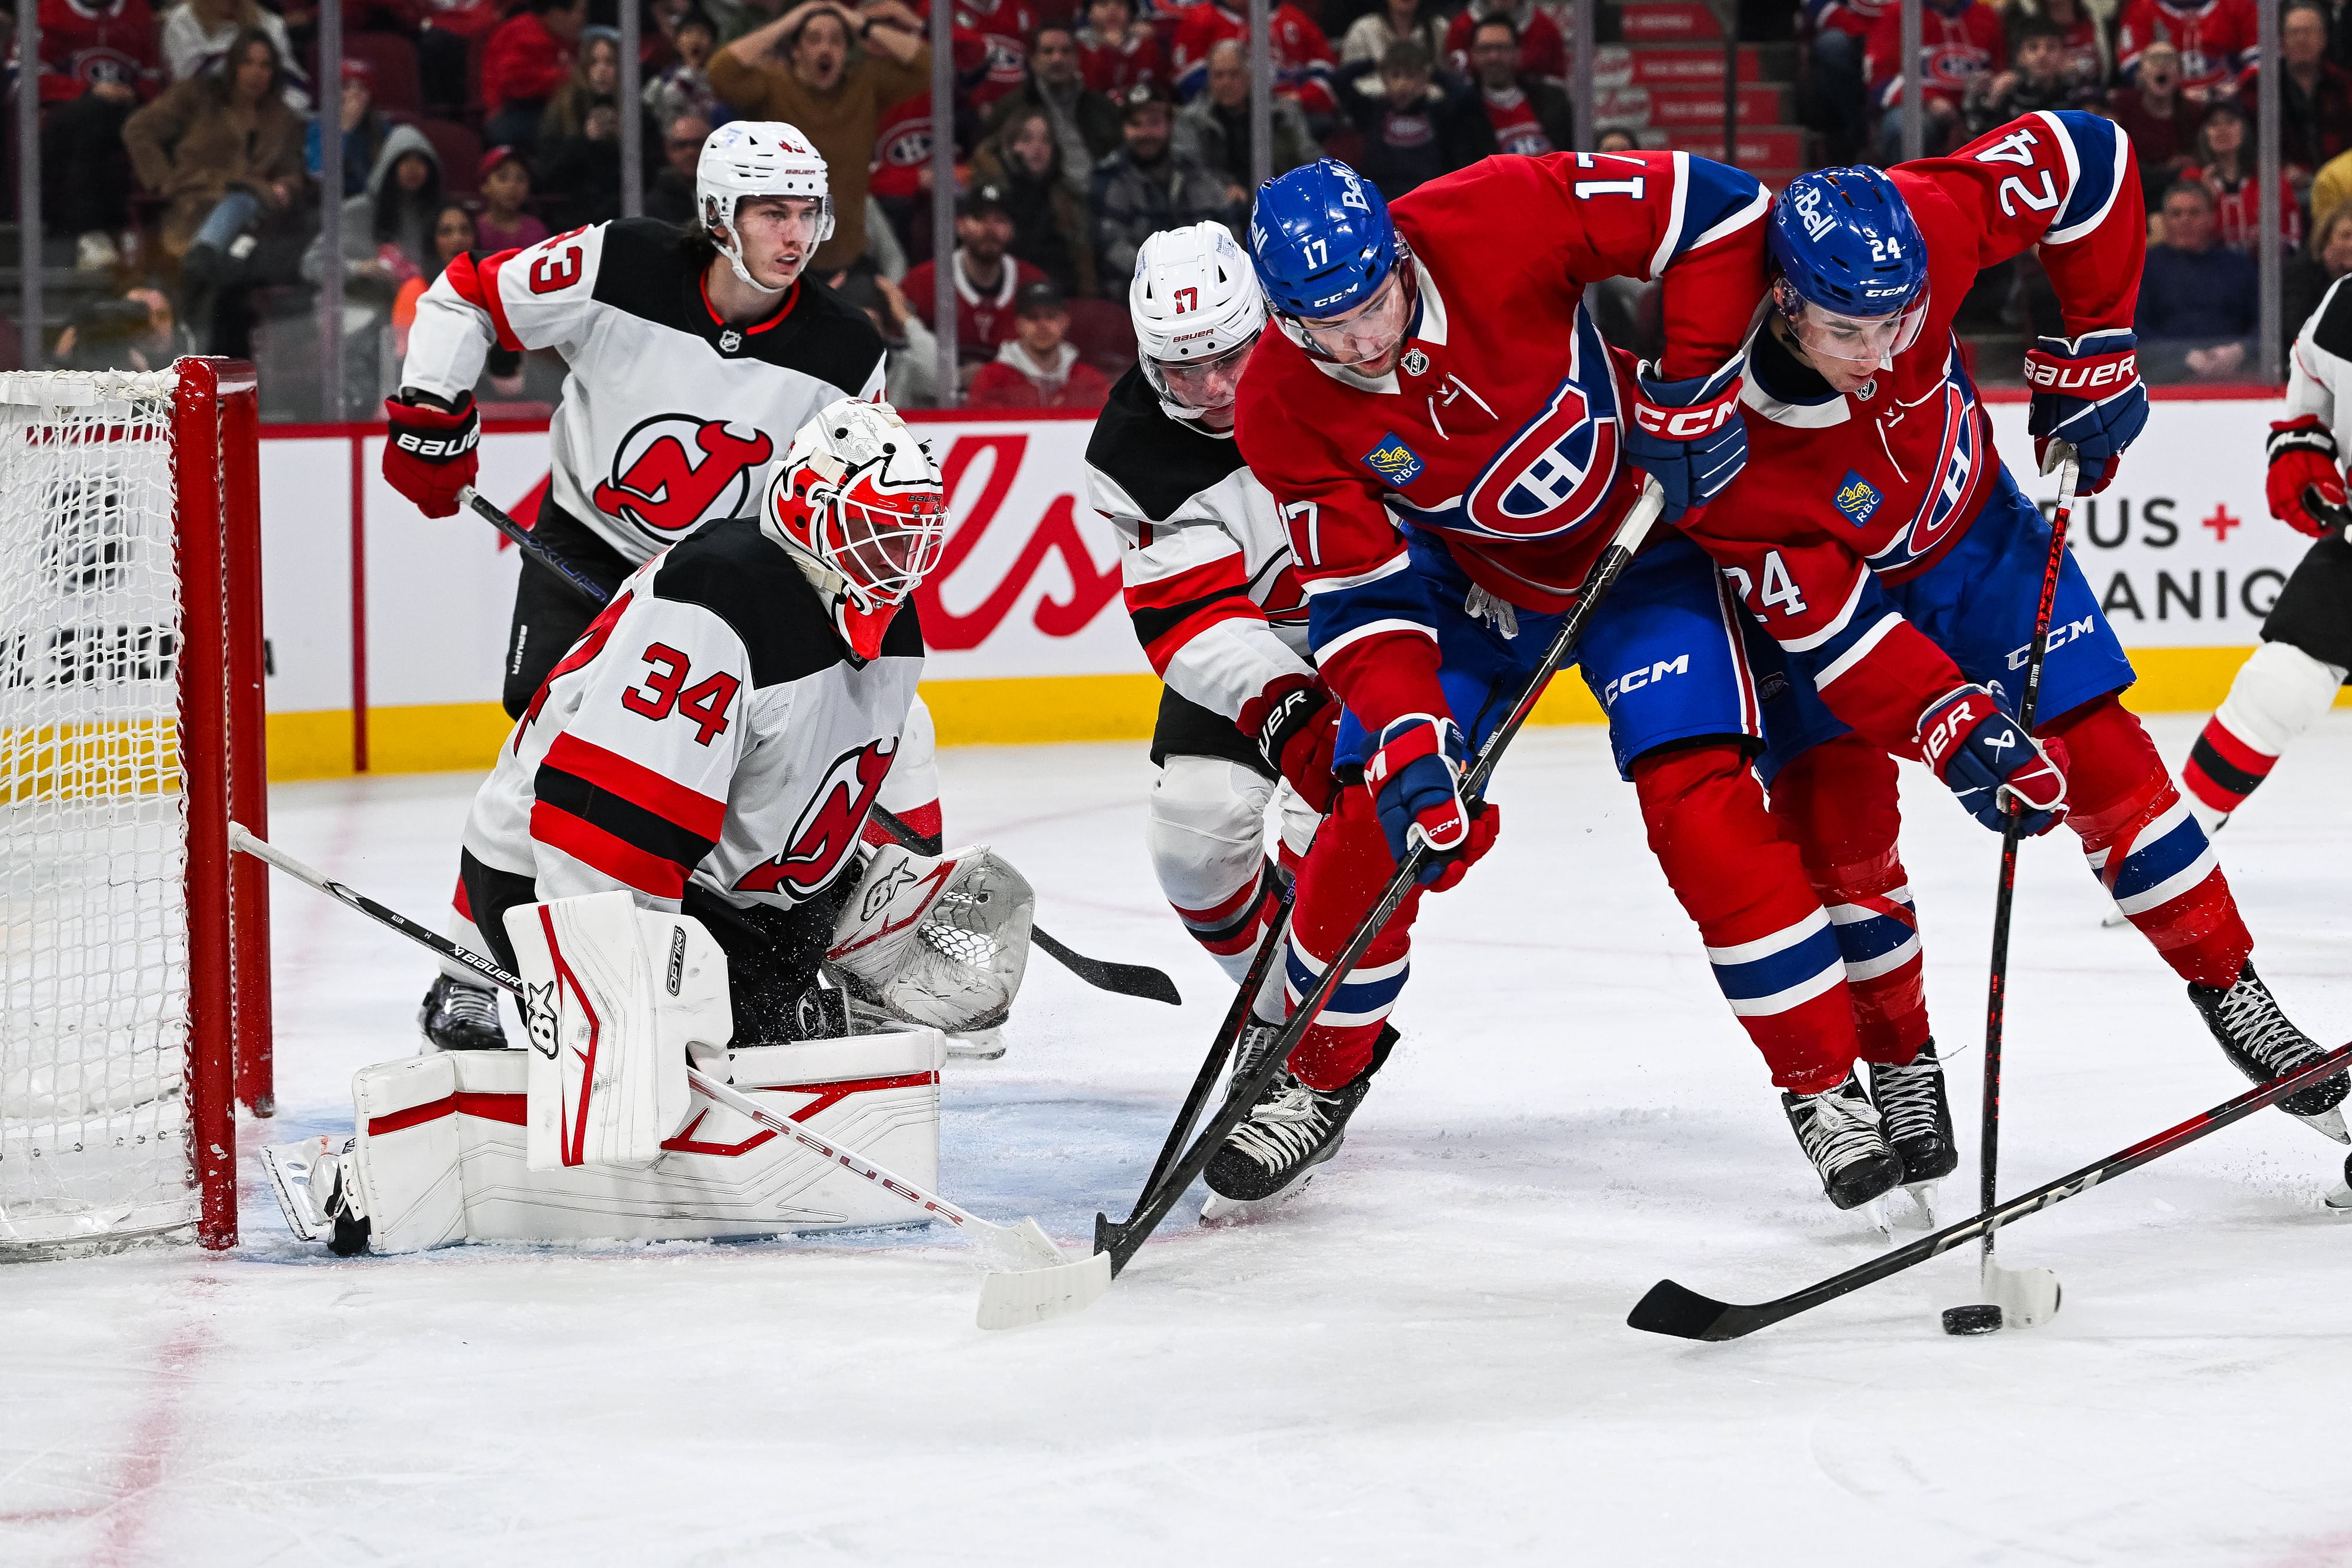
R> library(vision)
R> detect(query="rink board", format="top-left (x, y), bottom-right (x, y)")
top-left (245, 392), bottom-right (2330, 778)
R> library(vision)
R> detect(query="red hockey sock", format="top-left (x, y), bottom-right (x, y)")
top-left (1171, 860), bottom-right (1282, 969)
top-left (2183, 713), bottom-right (2277, 817)
top-left (2046, 696), bottom-right (2251, 987)
top-left (1765, 735), bottom-right (1930, 1066)
top-left (1632, 743), bottom-right (1861, 1095)
top-left (451, 871), bottom-right (473, 922)
top-left (1282, 788), bottom-right (1423, 1092)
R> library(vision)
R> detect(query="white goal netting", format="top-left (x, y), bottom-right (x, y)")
top-left (0, 370), bottom-right (196, 1252)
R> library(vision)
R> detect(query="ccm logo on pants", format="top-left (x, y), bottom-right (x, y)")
top-left (1603, 654), bottom-right (1690, 706)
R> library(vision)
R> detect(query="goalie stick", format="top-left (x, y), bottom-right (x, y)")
top-left (1626, 1041), bottom-right (2352, 1340)
top-left (1094, 480), bottom-right (1669, 1278)
top-left (228, 823), bottom-right (1110, 1330)
top-left (458, 484), bottom-right (1180, 1008)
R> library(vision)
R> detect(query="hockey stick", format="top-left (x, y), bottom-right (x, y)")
top-left (227, 823), bottom-right (1110, 1330)
top-left (1626, 1040), bottom-right (2352, 1340)
top-left (1093, 479), bottom-right (1669, 1278)
top-left (1959, 445), bottom-right (2082, 1334)
top-left (456, 484), bottom-right (1182, 1007)
top-left (1139, 883), bottom-right (1295, 1205)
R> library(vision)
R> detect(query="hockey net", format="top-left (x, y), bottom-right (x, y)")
top-left (0, 360), bottom-right (270, 1256)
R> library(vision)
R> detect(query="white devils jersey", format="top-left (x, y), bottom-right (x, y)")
top-left (463, 519), bottom-right (921, 914)
top-left (1084, 365), bottom-right (1312, 721)
top-left (2287, 273), bottom-right (2352, 450)
top-left (403, 218), bottom-right (887, 566)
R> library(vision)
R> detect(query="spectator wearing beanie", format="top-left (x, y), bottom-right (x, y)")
top-left (1090, 83), bottom-right (1233, 293)
top-left (707, 0), bottom-right (931, 272)
top-left (971, 106), bottom-right (1099, 296)
top-left (476, 147), bottom-right (551, 252)
top-left (968, 280), bottom-right (1111, 408)
top-left (903, 182), bottom-right (1050, 370)
top-left (981, 23), bottom-right (1122, 200)
top-left (483, 0), bottom-right (587, 151)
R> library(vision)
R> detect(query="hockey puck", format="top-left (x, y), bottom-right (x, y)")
top-left (1942, 1303), bottom-right (2004, 1335)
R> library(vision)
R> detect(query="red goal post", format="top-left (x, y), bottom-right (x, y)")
top-left (0, 358), bottom-right (270, 1256)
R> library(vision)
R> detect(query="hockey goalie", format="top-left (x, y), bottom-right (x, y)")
top-left (265, 401), bottom-right (1041, 1255)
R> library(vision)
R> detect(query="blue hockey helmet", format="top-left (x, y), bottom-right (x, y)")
top-left (1769, 166), bottom-right (1930, 370)
top-left (1248, 158), bottom-right (1402, 320)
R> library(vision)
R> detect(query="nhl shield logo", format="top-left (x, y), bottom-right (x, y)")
top-left (1401, 347), bottom-right (1429, 377)
top-left (1361, 433), bottom-right (1426, 489)
top-left (719, 327), bottom-right (744, 353)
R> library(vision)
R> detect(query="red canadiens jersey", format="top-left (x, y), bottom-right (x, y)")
top-left (2116, 0), bottom-right (2256, 95)
top-left (1234, 151), bottom-right (1771, 737)
top-left (1680, 112), bottom-right (2143, 754)
top-left (868, 95), bottom-right (934, 202)
top-left (1173, 2), bottom-right (1335, 115)
top-left (955, 0), bottom-right (1039, 108)
top-left (1864, 0), bottom-right (2004, 109)
top-left (466, 520), bottom-right (923, 913)
top-left (24, 0), bottom-right (163, 103)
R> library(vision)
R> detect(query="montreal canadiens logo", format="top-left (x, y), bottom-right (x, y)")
top-left (592, 414), bottom-right (774, 540)
top-left (1878, 380), bottom-right (1978, 569)
top-left (1462, 375), bottom-right (1622, 540)
top-left (733, 737), bottom-right (898, 902)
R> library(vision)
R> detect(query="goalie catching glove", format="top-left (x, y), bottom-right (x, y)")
top-left (827, 841), bottom-right (1036, 1032)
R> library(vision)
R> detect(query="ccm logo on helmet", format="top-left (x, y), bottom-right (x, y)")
top-left (2021, 354), bottom-right (2137, 391)
top-left (393, 428), bottom-right (480, 460)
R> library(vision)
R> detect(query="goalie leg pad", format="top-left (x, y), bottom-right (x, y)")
top-left (505, 892), bottom-right (733, 1171)
top-left (349, 1055), bottom-right (467, 1253)
top-left (828, 843), bottom-right (1035, 1031)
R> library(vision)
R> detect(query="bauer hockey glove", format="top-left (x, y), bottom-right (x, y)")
top-left (1240, 673), bottom-right (1341, 814)
top-left (2266, 415), bottom-right (2352, 537)
top-left (382, 391), bottom-right (480, 518)
top-left (2023, 330), bottom-right (2146, 495)
top-left (1365, 714), bottom-right (1499, 890)
top-left (1917, 684), bottom-right (2072, 836)
top-left (1622, 356), bottom-right (1747, 524)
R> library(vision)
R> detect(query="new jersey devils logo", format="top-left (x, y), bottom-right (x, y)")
top-left (1461, 316), bottom-right (1622, 541)
top-left (592, 415), bottom-right (774, 540)
top-left (734, 737), bottom-right (898, 901)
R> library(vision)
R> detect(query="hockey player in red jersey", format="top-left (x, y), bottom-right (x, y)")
top-left (384, 122), bottom-right (946, 1052)
top-left (1682, 113), bottom-right (2349, 1145)
top-left (1227, 155), bottom-right (1943, 1219)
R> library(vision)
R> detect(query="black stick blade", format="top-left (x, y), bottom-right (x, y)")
top-left (1033, 930), bottom-right (1181, 1005)
top-left (1626, 1279), bottom-right (1755, 1342)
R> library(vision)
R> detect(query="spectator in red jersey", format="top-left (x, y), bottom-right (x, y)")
top-left (2011, 0), bottom-right (2110, 86)
top-left (1802, 0), bottom-right (1885, 165)
top-left (483, 0), bottom-right (587, 151)
top-left (35, 0), bottom-right (165, 270)
top-left (1337, 39), bottom-right (1494, 200)
top-left (1866, 0), bottom-right (2002, 158)
top-left (2239, 0), bottom-right (2352, 179)
top-left (474, 146), bottom-right (551, 252)
top-left (970, 103), bottom-right (1098, 294)
top-left (1465, 14), bottom-right (1570, 156)
top-left (1175, 38), bottom-right (1319, 205)
top-left (2188, 99), bottom-right (2304, 251)
top-left (2109, 38), bottom-right (2206, 199)
top-left (902, 182), bottom-right (1050, 372)
top-left (957, 0), bottom-right (1042, 110)
top-left (1077, 0), bottom-right (1162, 96)
top-left (2115, 0), bottom-right (2255, 101)
top-left (967, 280), bottom-right (1110, 407)
top-left (1341, 0), bottom-right (1446, 71)
top-left (1172, 0), bottom-right (1336, 121)
top-left (1441, 0), bottom-right (1565, 88)
top-left (982, 22), bottom-right (1123, 194)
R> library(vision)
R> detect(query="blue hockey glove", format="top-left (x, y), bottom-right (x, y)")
top-left (1365, 714), bottom-right (1495, 890)
top-left (1917, 684), bottom-right (2072, 835)
top-left (2023, 330), bottom-right (2147, 496)
top-left (1623, 356), bottom-right (1748, 524)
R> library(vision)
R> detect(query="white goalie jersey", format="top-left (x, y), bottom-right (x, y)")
top-left (402, 218), bottom-right (887, 566)
top-left (1084, 366), bottom-right (1312, 721)
top-left (463, 517), bottom-right (921, 913)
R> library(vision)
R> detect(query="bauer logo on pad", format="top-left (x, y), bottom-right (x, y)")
top-left (1832, 471), bottom-right (1883, 527)
top-left (1362, 434), bottom-right (1425, 489)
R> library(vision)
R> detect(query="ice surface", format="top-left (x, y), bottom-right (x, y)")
top-left (7, 716), bottom-right (2352, 1566)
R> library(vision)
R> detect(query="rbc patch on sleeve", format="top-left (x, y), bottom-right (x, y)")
top-left (1361, 433), bottom-right (1426, 489)
top-left (1832, 470), bottom-right (1883, 528)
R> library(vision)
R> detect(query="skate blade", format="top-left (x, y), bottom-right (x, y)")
top-left (2323, 1183), bottom-right (2352, 1212)
top-left (1900, 1179), bottom-right (1941, 1229)
top-left (2100, 904), bottom-right (2132, 930)
top-left (974, 1248), bottom-right (1111, 1331)
top-left (2292, 1104), bottom-right (2351, 1145)
top-left (1987, 1262), bottom-right (2062, 1329)
top-left (259, 1137), bottom-right (333, 1242)
top-left (944, 1027), bottom-right (1007, 1061)
top-left (1201, 1170), bottom-right (1318, 1227)
top-left (1859, 1193), bottom-right (1893, 1236)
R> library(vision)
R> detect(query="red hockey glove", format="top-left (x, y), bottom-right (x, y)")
top-left (1365, 714), bottom-right (1497, 890)
top-left (382, 392), bottom-right (480, 518)
top-left (2266, 416), bottom-right (2351, 538)
top-left (1239, 673), bottom-right (1341, 814)
top-left (1917, 684), bottom-right (2072, 836)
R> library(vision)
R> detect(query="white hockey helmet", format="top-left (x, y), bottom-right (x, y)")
top-left (763, 399), bottom-right (948, 660)
top-left (1129, 222), bottom-right (1266, 429)
top-left (696, 121), bottom-right (836, 293)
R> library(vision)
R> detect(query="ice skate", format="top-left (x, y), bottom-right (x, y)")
top-left (418, 974), bottom-right (507, 1052)
top-left (2187, 963), bottom-right (2350, 1142)
top-left (1201, 1024), bottom-right (1394, 1224)
top-left (1784, 1071), bottom-right (1904, 1228)
top-left (1870, 1041), bottom-right (1958, 1223)
top-left (262, 1135), bottom-right (370, 1255)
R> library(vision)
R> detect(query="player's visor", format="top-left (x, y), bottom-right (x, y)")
top-left (1774, 279), bottom-right (1927, 372)
top-left (822, 475), bottom-right (947, 609)
top-left (1144, 332), bottom-right (1259, 415)
top-left (1292, 268), bottom-right (1417, 370)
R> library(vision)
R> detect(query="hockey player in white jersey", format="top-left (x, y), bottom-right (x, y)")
top-left (381, 121), bottom-right (946, 1049)
top-left (2179, 279), bottom-right (2352, 827)
top-left (1085, 223), bottom-right (1334, 987)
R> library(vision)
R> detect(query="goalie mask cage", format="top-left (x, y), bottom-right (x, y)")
top-left (0, 359), bottom-right (270, 1257)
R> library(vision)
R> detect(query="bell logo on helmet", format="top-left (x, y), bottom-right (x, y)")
top-left (592, 415), bottom-right (774, 540)
top-left (733, 737), bottom-right (898, 901)
top-left (1792, 183), bottom-right (1836, 241)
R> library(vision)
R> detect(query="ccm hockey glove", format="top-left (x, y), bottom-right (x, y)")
top-left (1917, 684), bottom-right (2072, 835)
top-left (1365, 714), bottom-right (1499, 890)
top-left (1622, 355), bottom-right (1747, 524)
top-left (382, 392), bottom-right (480, 517)
top-left (1239, 673), bottom-right (1341, 814)
top-left (2266, 415), bottom-right (2351, 537)
top-left (2023, 330), bottom-right (2147, 495)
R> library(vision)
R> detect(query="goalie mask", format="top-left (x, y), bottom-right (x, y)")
top-left (763, 400), bottom-right (948, 660)
top-left (697, 121), bottom-right (834, 294)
